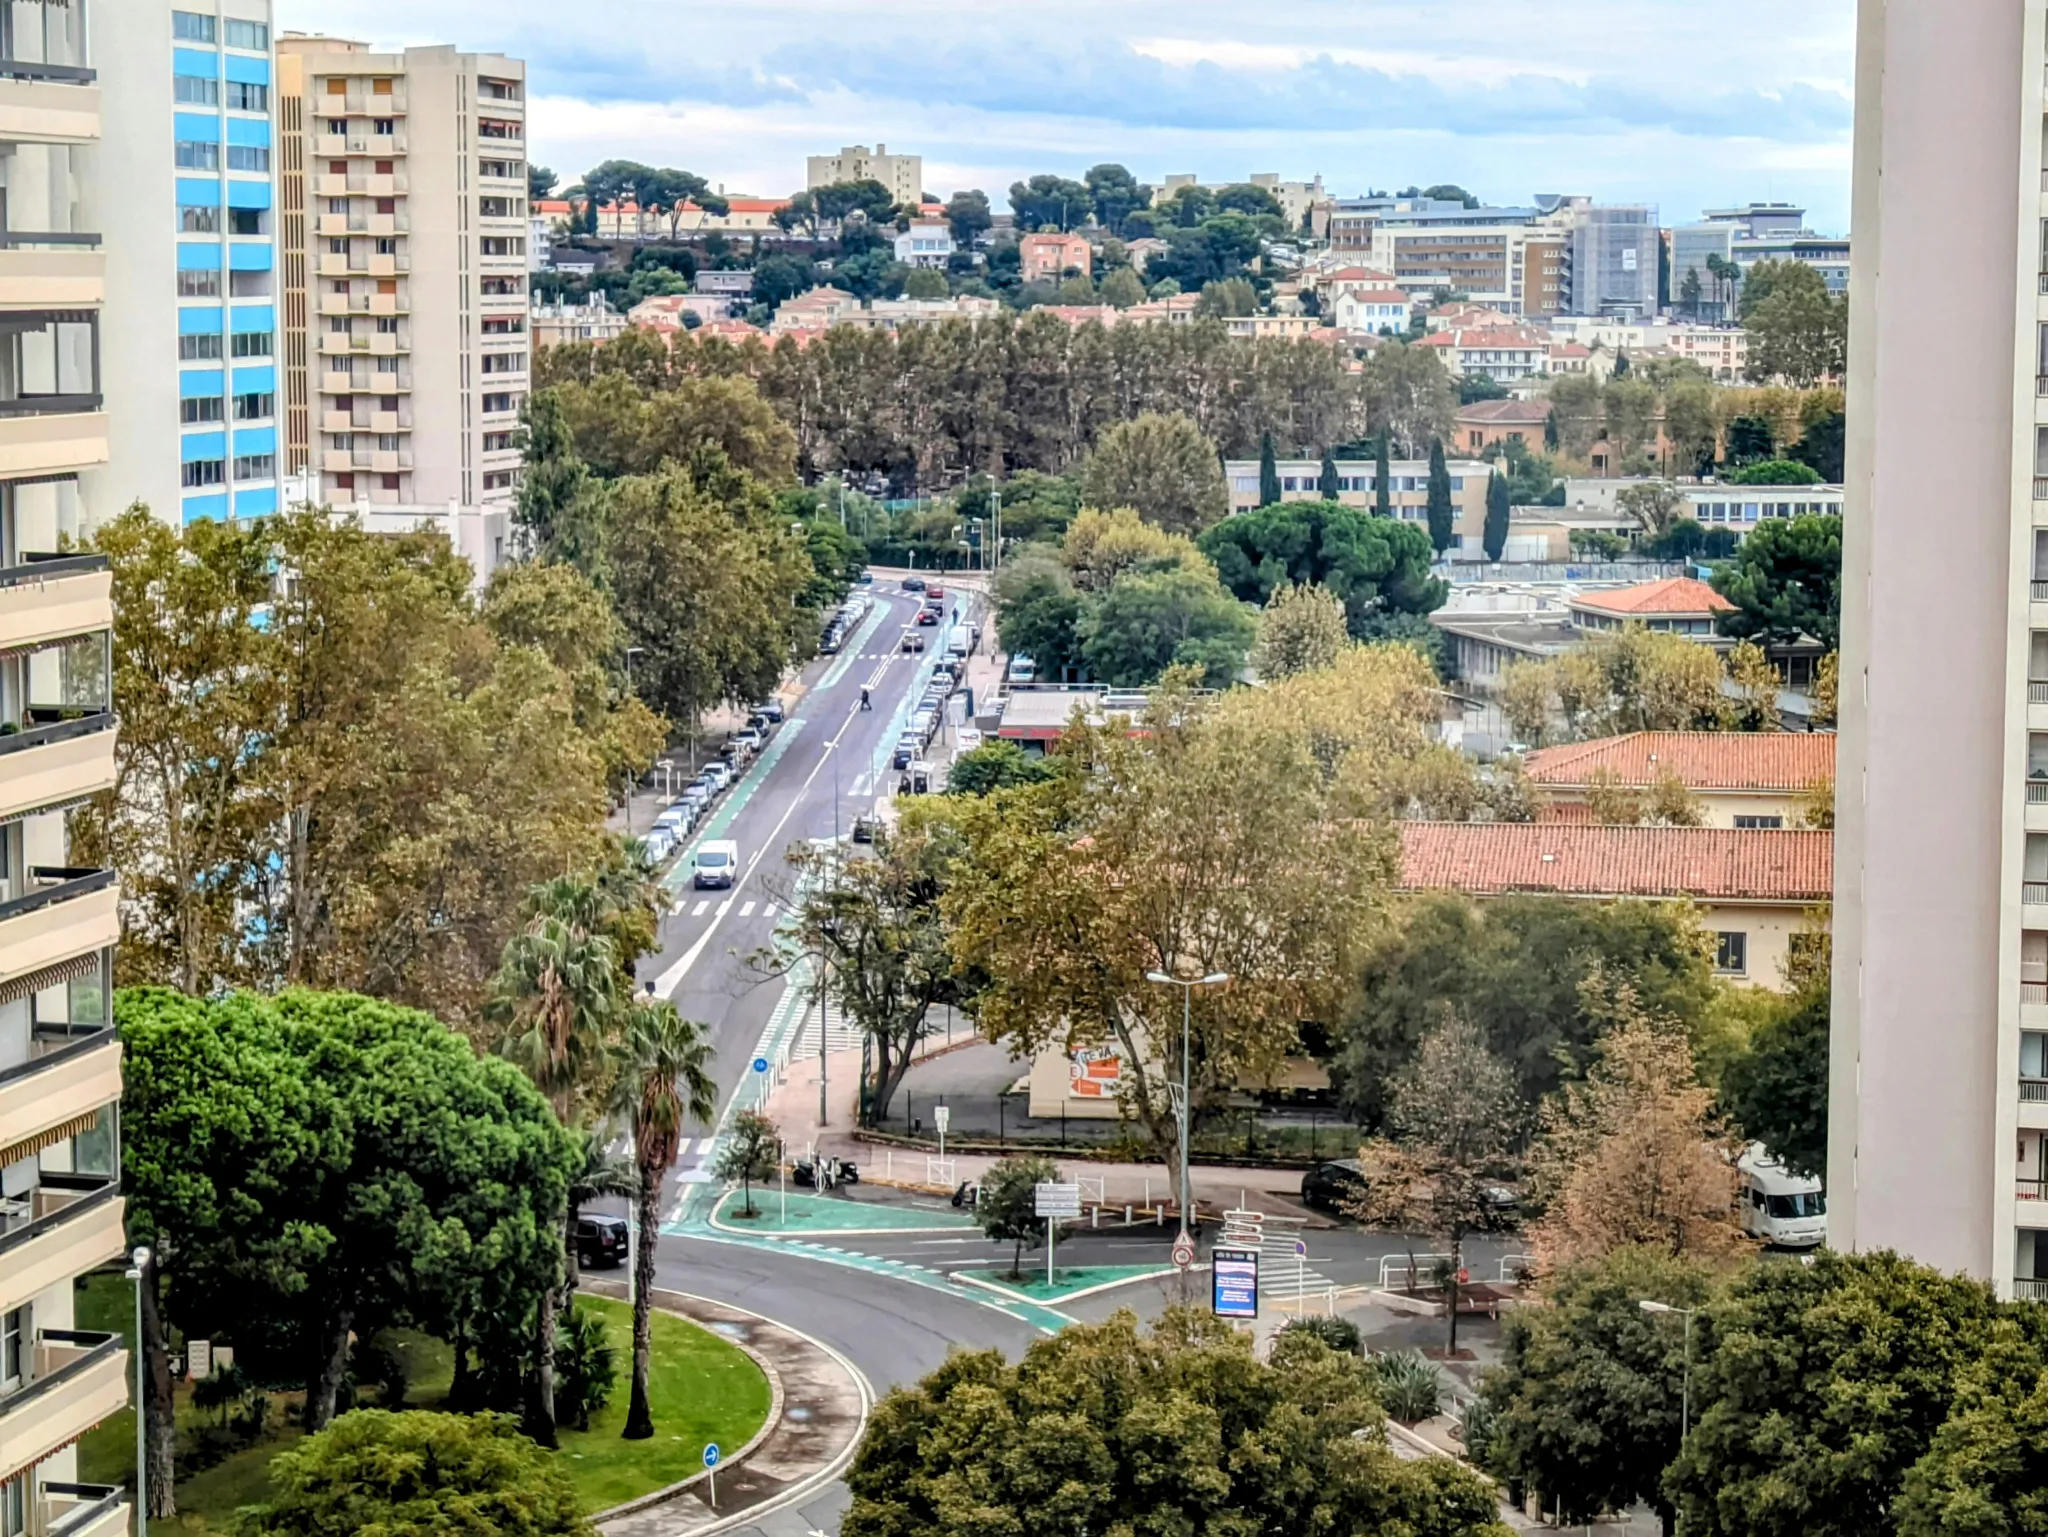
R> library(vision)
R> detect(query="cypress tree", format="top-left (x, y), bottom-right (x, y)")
top-left (1318, 449), bottom-right (1341, 500)
top-left (1425, 437), bottom-right (1455, 556)
top-left (1374, 433), bottom-right (1393, 518)
top-left (1483, 466), bottom-right (1512, 562)
top-left (1258, 431), bottom-right (1281, 507)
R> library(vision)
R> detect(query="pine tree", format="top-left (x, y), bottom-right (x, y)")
top-left (1318, 449), bottom-right (1340, 500)
top-left (1374, 433), bottom-right (1392, 518)
top-left (1424, 437), bottom-right (1455, 557)
top-left (1258, 431), bottom-right (1281, 507)
top-left (1483, 467), bottom-right (1511, 562)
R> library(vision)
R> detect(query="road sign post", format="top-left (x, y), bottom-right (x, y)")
top-left (1035, 1181), bottom-right (1082, 1291)
top-left (1171, 1236), bottom-right (1196, 1270)
top-left (935, 1103), bottom-right (949, 1162)
top-left (703, 1443), bottom-right (720, 1507)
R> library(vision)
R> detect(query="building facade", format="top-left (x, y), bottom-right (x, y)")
top-left (276, 36), bottom-right (528, 512)
top-left (98, 2), bottom-right (281, 525)
top-left (1565, 204), bottom-right (1660, 318)
top-left (1223, 456), bottom-right (1493, 546)
top-left (0, 0), bottom-right (135, 1528)
top-left (805, 143), bottom-right (920, 206)
top-left (1829, 0), bottom-right (2048, 1298)
top-left (1017, 231), bottom-right (1091, 284)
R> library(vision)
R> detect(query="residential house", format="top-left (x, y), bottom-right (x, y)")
top-left (893, 219), bottom-right (955, 268)
top-left (806, 144), bottom-right (922, 207)
top-left (1523, 732), bottom-right (1836, 828)
top-left (769, 284), bottom-right (859, 335)
top-left (1018, 231), bottom-right (1092, 284)
top-left (1454, 398), bottom-right (1553, 454)
top-left (1331, 287), bottom-right (1413, 335)
top-left (532, 296), bottom-right (626, 348)
top-left (670, 198), bottom-right (790, 235)
top-left (1416, 325), bottom-right (1552, 382)
top-left (1399, 822), bottom-right (1831, 990)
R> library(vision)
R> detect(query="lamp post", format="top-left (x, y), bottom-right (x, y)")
top-left (126, 1246), bottom-right (151, 1526)
top-left (1639, 1299), bottom-right (1697, 1440)
top-left (622, 645), bottom-right (645, 834)
top-left (1143, 970), bottom-right (1230, 1244)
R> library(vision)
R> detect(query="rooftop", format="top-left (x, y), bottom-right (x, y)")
top-left (1571, 577), bottom-right (1735, 617)
top-left (1455, 397), bottom-right (1553, 425)
top-left (1399, 822), bottom-right (1833, 903)
top-left (1523, 731), bottom-right (1835, 792)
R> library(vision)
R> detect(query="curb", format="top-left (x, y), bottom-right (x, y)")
top-left (950, 1264), bottom-right (1190, 1307)
top-left (581, 1281), bottom-right (785, 1523)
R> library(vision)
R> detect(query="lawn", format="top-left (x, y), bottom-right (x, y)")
top-left (76, 1279), bottom-right (771, 1527)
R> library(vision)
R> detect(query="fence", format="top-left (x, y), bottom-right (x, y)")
top-left (889, 1089), bottom-right (1365, 1162)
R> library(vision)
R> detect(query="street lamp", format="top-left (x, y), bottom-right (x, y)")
top-left (126, 1246), bottom-right (151, 1525)
top-left (621, 646), bottom-right (645, 833)
top-left (1144, 969), bottom-right (1230, 1245)
top-left (1639, 1299), bottom-right (1698, 1440)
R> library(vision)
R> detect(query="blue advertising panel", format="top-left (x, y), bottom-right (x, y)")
top-left (1212, 1248), bottom-right (1258, 1319)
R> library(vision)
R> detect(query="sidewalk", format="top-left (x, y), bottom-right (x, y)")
top-left (607, 678), bottom-right (810, 843)
top-left (585, 1281), bottom-right (868, 1537)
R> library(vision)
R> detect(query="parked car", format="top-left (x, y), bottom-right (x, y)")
top-left (1008, 655), bottom-right (1037, 684)
top-left (901, 577), bottom-right (926, 593)
top-left (701, 762), bottom-right (732, 792)
top-left (892, 738), bottom-right (918, 769)
top-left (1300, 1159), bottom-right (1370, 1213)
top-left (857, 570), bottom-right (874, 586)
top-left (576, 1214), bottom-right (629, 1268)
top-left (851, 815), bottom-right (878, 844)
top-left (641, 828), bottom-right (675, 864)
top-left (732, 727), bottom-right (765, 755)
top-left (754, 699), bottom-right (786, 723)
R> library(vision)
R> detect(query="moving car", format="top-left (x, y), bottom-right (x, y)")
top-left (916, 609), bottom-right (939, 626)
top-left (925, 584), bottom-right (946, 601)
top-left (1008, 655), bottom-right (1037, 684)
top-left (576, 1215), bottom-right (629, 1268)
top-left (851, 814), bottom-right (878, 844)
top-left (693, 839), bottom-right (740, 889)
top-left (1300, 1159), bottom-right (1370, 1213)
top-left (901, 630), bottom-right (926, 653)
top-left (901, 576), bottom-right (926, 593)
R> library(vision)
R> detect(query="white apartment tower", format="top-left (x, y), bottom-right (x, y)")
top-left (1831, 0), bottom-right (2048, 1299)
top-left (806, 143), bottom-right (921, 207)
top-left (276, 36), bottom-right (529, 512)
top-left (0, 0), bottom-right (136, 1531)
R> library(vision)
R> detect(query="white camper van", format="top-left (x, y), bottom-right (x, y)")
top-left (1737, 1143), bottom-right (1827, 1248)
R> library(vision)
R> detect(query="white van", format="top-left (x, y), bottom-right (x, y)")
top-left (1737, 1144), bottom-right (1827, 1248)
top-left (693, 839), bottom-right (740, 890)
top-left (1007, 654), bottom-right (1036, 684)
top-left (946, 625), bottom-right (971, 659)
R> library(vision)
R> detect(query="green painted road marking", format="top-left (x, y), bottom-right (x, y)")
top-left (661, 717), bottom-right (808, 891)
top-left (950, 1265), bottom-right (1178, 1304)
top-left (819, 597), bottom-right (893, 690)
top-left (710, 1189), bottom-right (976, 1235)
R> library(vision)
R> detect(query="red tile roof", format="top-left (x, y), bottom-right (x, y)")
top-left (1572, 576), bottom-right (1735, 617)
top-left (1399, 822), bottom-right (1833, 903)
top-left (1455, 397), bottom-right (1552, 425)
top-left (1523, 732), bottom-right (1835, 792)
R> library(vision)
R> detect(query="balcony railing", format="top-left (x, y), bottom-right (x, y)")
top-left (2021, 1177), bottom-right (2048, 1200)
top-left (41, 1482), bottom-right (124, 1537)
top-left (2033, 682), bottom-right (2048, 704)
top-left (0, 60), bottom-right (93, 86)
top-left (2034, 580), bottom-right (2048, 599)
top-left (0, 394), bottom-right (99, 420)
top-left (2020, 1277), bottom-right (2048, 1301)
top-left (0, 233), bottom-right (98, 250)
top-left (2023, 1077), bottom-right (2048, 1102)
top-left (2028, 780), bottom-right (2048, 803)
top-left (0, 1329), bottom-right (126, 1477)
top-left (2027, 882), bottom-right (2048, 904)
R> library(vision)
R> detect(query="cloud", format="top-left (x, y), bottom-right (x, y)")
top-left (276, 0), bottom-right (1856, 228)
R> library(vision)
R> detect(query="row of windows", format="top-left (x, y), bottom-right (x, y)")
top-left (1247, 474), bottom-right (1472, 495)
top-left (1693, 500), bottom-right (1839, 523)
top-left (176, 142), bottom-right (270, 172)
top-left (174, 329), bottom-right (273, 358)
top-left (180, 207), bottom-right (269, 236)
top-left (183, 453), bottom-right (276, 488)
top-left (329, 434), bottom-right (406, 450)
top-left (322, 118), bottom-right (398, 136)
top-left (180, 393), bottom-right (275, 424)
top-left (327, 317), bottom-right (404, 334)
top-left (173, 12), bottom-right (269, 48)
top-left (175, 76), bottom-right (268, 111)
top-left (176, 271), bottom-right (270, 299)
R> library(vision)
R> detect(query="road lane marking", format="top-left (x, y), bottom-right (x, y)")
top-left (691, 899), bottom-right (710, 916)
top-left (764, 902), bottom-right (778, 919)
top-left (716, 899), bottom-right (731, 916)
top-left (739, 900), bottom-right (756, 917)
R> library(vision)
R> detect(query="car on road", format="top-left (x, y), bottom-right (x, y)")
top-left (901, 630), bottom-right (925, 652)
top-left (925, 584), bottom-right (945, 601)
top-left (693, 838), bottom-right (740, 889)
top-left (851, 814), bottom-right (878, 844)
top-left (1300, 1158), bottom-right (1370, 1213)
top-left (915, 609), bottom-right (939, 626)
top-left (857, 571), bottom-right (874, 585)
top-left (576, 1214), bottom-right (628, 1268)
top-left (1008, 654), bottom-right (1037, 683)
top-left (901, 576), bottom-right (926, 592)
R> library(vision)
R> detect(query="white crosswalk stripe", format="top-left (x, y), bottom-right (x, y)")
top-left (764, 902), bottom-right (779, 920)
top-left (695, 1136), bottom-right (717, 1155)
top-left (691, 899), bottom-right (710, 917)
top-left (787, 994), bottom-right (863, 1058)
top-left (739, 900), bottom-right (756, 917)
top-left (716, 899), bottom-right (731, 916)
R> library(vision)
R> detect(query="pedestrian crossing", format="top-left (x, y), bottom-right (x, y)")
top-left (685, 897), bottom-right (778, 920)
top-left (786, 994), bottom-right (863, 1058)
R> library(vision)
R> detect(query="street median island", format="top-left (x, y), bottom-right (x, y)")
top-left (951, 1264), bottom-right (1182, 1305)
top-left (710, 1187), bottom-right (979, 1235)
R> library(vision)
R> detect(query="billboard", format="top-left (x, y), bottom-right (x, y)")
top-left (1212, 1248), bottom-right (1259, 1319)
top-left (1068, 1045), bottom-right (1121, 1100)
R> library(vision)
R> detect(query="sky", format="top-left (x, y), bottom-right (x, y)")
top-left (275, 0), bottom-right (1858, 233)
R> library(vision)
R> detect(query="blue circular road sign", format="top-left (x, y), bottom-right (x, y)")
top-left (752, 1056), bottom-right (769, 1074)
top-left (703, 1443), bottom-right (721, 1468)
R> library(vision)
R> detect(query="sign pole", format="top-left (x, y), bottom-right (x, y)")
top-left (1047, 1210), bottom-right (1055, 1290)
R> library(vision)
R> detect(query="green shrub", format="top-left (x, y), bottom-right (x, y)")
top-left (1371, 1349), bottom-right (1443, 1423)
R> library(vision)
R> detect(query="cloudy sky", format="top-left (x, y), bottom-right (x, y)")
top-left (276, 0), bottom-right (1857, 231)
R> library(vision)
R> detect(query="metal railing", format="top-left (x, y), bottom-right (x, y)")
top-left (42, 1483), bottom-right (124, 1537)
top-left (2017, 1277), bottom-right (2048, 1300)
top-left (0, 553), bottom-right (105, 589)
top-left (2033, 683), bottom-right (2048, 704)
top-left (2026, 882), bottom-right (2048, 904)
top-left (2028, 780), bottom-right (2048, 803)
top-left (2021, 1177), bottom-right (2048, 1200)
top-left (0, 1331), bottom-right (120, 1420)
top-left (0, 393), bottom-right (99, 419)
top-left (2034, 580), bottom-right (2048, 600)
top-left (0, 232), bottom-right (99, 250)
top-left (0, 59), bottom-right (93, 85)
top-left (2023, 982), bottom-right (2047, 1006)
top-left (2021, 1077), bottom-right (2048, 1102)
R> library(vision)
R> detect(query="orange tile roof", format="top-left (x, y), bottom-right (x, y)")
top-left (1399, 822), bottom-right (1833, 903)
top-left (1456, 397), bottom-right (1552, 424)
top-left (1573, 576), bottom-right (1735, 617)
top-left (1523, 732), bottom-right (1835, 792)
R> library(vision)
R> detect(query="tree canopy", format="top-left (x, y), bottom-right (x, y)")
top-left (1198, 498), bottom-right (1447, 632)
top-left (1711, 513), bottom-right (1842, 649)
top-left (1080, 412), bottom-right (1230, 536)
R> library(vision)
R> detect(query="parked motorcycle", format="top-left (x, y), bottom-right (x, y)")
top-left (791, 1155), bottom-right (861, 1189)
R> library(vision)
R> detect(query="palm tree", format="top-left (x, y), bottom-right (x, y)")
top-left (564, 1123), bottom-right (638, 1296)
top-left (609, 999), bottom-right (717, 1441)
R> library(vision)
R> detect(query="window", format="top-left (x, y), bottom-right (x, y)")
top-left (172, 10), bottom-right (217, 41)
top-left (374, 238), bottom-right (396, 255)
top-left (224, 18), bottom-right (268, 48)
top-left (478, 236), bottom-right (525, 257)
top-left (231, 331), bottom-right (273, 358)
top-left (175, 74), bottom-right (219, 105)
top-left (227, 145), bottom-right (270, 173)
top-left (375, 317), bottom-right (399, 333)
top-left (327, 198), bottom-right (347, 215)
top-left (375, 356), bottom-right (399, 373)
top-left (175, 140), bottom-right (220, 170)
top-left (1, 1307), bottom-right (24, 1390)
top-left (182, 459), bottom-right (226, 488)
top-left (327, 316), bottom-right (348, 334)
top-left (374, 160), bottom-right (394, 175)
top-left (483, 431), bottom-right (516, 452)
top-left (225, 81), bottom-right (268, 112)
top-left (234, 452), bottom-right (276, 479)
top-left (372, 78), bottom-right (394, 95)
top-left (374, 118), bottom-right (395, 136)
top-left (329, 433), bottom-right (354, 450)
top-left (228, 208), bottom-right (267, 236)
top-left (233, 392), bottom-right (274, 420)
top-left (180, 203), bottom-right (220, 234)
top-left (481, 351), bottom-right (526, 375)
top-left (483, 470), bottom-right (516, 491)
top-left (325, 119), bottom-right (346, 135)
top-left (1734, 815), bottom-right (1785, 830)
top-left (378, 395), bottom-right (398, 412)
top-left (324, 77), bottom-right (347, 95)
top-left (377, 434), bottom-right (400, 451)
top-left (332, 473), bottom-right (354, 493)
top-left (177, 269), bottom-right (221, 297)
top-left (482, 391), bottom-right (520, 414)
top-left (180, 396), bottom-right (224, 424)
top-left (228, 269), bottom-right (271, 297)
top-left (178, 333), bottom-right (224, 361)
top-left (380, 473), bottom-right (401, 491)
top-left (1715, 932), bottom-right (1748, 974)
top-left (480, 276), bottom-right (525, 295)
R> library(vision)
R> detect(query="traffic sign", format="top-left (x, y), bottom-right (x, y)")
top-left (1171, 1237), bottom-right (1196, 1269)
top-left (1212, 1248), bottom-right (1259, 1319)
top-left (933, 1105), bottom-right (950, 1134)
top-left (703, 1443), bottom-right (721, 1469)
top-left (1294, 1238), bottom-right (1308, 1258)
top-left (752, 1056), bottom-right (769, 1074)
top-left (1034, 1181), bottom-right (1083, 1218)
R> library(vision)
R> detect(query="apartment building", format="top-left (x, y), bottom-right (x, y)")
top-left (1222, 455), bottom-right (1493, 545)
top-left (1830, 1), bottom-right (2048, 1300)
top-left (0, 1), bottom-right (135, 1531)
top-left (1366, 205), bottom-right (1568, 317)
top-left (1564, 203), bottom-right (1660, 319)
top-left (276, 35), bottom-right (529, 512)
top-left (1017, 231), bottom-right (1090, 283)
top-left (97, 2), bottom-right (281, 525)
top-left (806, 144), bottom-right (920, 206)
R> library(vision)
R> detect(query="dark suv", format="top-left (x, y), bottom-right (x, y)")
top-left (576, 1214), bottom-right (629, 1269)
top-left (1299, 1159), bottom-right (1369, 1213)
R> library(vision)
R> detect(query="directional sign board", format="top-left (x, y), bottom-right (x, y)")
top-left (933, 1105), bottom-right (950, 1134)
top-left (1212, 1248), bottom-right (1260, 1319)
top-left (752, 1056), bottom-right (769, 1074)
top-left (703, 1443), bottom-right (721, 1469)
top-left (1034, 1181), bottom-right (1083, 1218)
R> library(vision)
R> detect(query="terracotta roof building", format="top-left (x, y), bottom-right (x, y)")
top-left (1454, 396), bottom-right (1553, 454)
top-left (1572, 577), bottom-right (1736, 629)
top-left (1399, 821), bottom-right (1831, 987)
top-left (1524, 731), bottom-right (1835, 828)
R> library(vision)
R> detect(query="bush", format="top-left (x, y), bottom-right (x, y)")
top-left (553, 1301), bottom-right (619, 1432)
top-left (1371, 1349), bottom-right (1444, 1423)
top-left (1723, 457), bottom-right (1821, 486)
top-left (1279, 1314), bottom-right (1362, 1356)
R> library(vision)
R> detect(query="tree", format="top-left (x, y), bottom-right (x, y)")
top-left (1361, 341), bottom-right (1457, 455)
top-left (529, 164), bottom-right (557, 201)
top-left (1338, 894), bottom-right (1718, 1125)
top-left (945, 740), bottom-right (1058, 796)
top-left (751, 253), bottom-right (816, 312)
top-left (1615, 480), bottom-right (1686, 540)
top-left (1060, 506), bottom-right (1206, 592)
top-left (1375, 432), bottom-right (1394, 517)
top-left (715, 1108), bottom-right (779, 1219)
top-left (1500, 628), bottom-right (1733, 744)
top-left (1723, 414), bottom-right (1777, 465)
top-left (1719, 986), bottom-right (1829, 1177)
top-left (1678, 265), bottom-right (1704, 318)
top-left (1078, 561), bottom-right (1255, 688)
top-left (609, 1001), bottom-right (717, 1440)
top-left (1251, 582), bottom-right (1349, 680)
top-left (1258, 431), bottom-right (1282, 506)
top-left (1197, 498), bottom-right (1447, 633)
top-left (1790, 410), bottom-right (1845, 482)
top-left (900, 266), bottom-right (947, 300)
top-left (992, 558), bottom-right (1085, 680)
top-left (1722, 641), bottom-right (1784, 732)
top-left (942, 188), bottom-right (992, 246)
top-left (1480, 1248), bottom-right (1725, 1532)
top-left (1712, 513), bottom-right (1842, 648)
top-left (1098, 266), bottom-right (1146, 308)
top-left (1547, 374), bottom-right (1606, 460)
top-left (844, 1309), bottom-right (1511, 1537)
top-left (1319, 448), bottom-right (1342, 500)
top-left (1898, 1358), bottom-right (2048, 1537)
top-left (1482, 467), bottom-right (1511, 561)
top-left (1724, 457), bottom-right (1821, 487)
top-left (1741, 260), bottom-right (1847, 385)
top-left (1080, 412), bottom-right (1230, 535)
top-left (552, 372), bottom-right (798, 484)
top-left (1664, 1252), bottom-right (2009, 1537)
top-left (552, 1302), bottom-right (619, 1432)
top-left (1008, 173), bottom-right (1092, 230)
top-left (1196, 276), bottom-right (1259, 317)
top-left (1082, 163), bottom-right (1149, 231)
top-left (1425, 438), bottom-right (1455, 555)
top-left (241, 1410), bottom-right (590, 1537)
top-left (976, 1155), bottom-right (1061, 1277)
top-left (1527, 991), bottom-right (1750, 1271)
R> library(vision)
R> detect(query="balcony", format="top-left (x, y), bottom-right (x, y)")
top-left (0, 411), bottom-right (102, 478)
top-left (321, 449), bottom-right (355, 474)
top-left (317, 292), bottom-right (350, 316)
top-left (368, 253), bottom-right (407, 278)
top-left (0, 76), bottom-right (99, 147)
top-left (0, 1331), bottom-right (127, 1481)
top-left (40, 1483), bottom-right (126, 1537)
top-left (315, 253), bottom-right (363, 278)
top-left (320, 369), bottom-right (353, 395)
top-left (2020, 1277), bottom-right (2048, 1301)
top-left (0, 235), bottom-right (101, 310)
top-left (370, 410), bottom-right (407, 434)
top-left (2025, 1078), bottom-right (2048, 1103)
top-left (369, 332), bottom-right (401, 356)
top-left (321, 409), bottom-right (352, 433)
top-left (0, 868), bottom-right (115, 992)
top-left (0, 1175), bottom-right (122, 1318)
top-left (370, 450), bottom-right (411, 474)
top-left (2022, 1176), bottom-right (2048, 1202)
top-left (0, 556), bottom-right (108, 655)
top-left (0, 712), bottom-right (114, 824)
top-left (0, 1028), bottom-right (117, 1177)
top-left (2029, 779), bottom-right (2048, 805)
top-left (369, 292), bottom-right (406, 316)
top-left (2029, 881), bottom-right (2048, 907)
